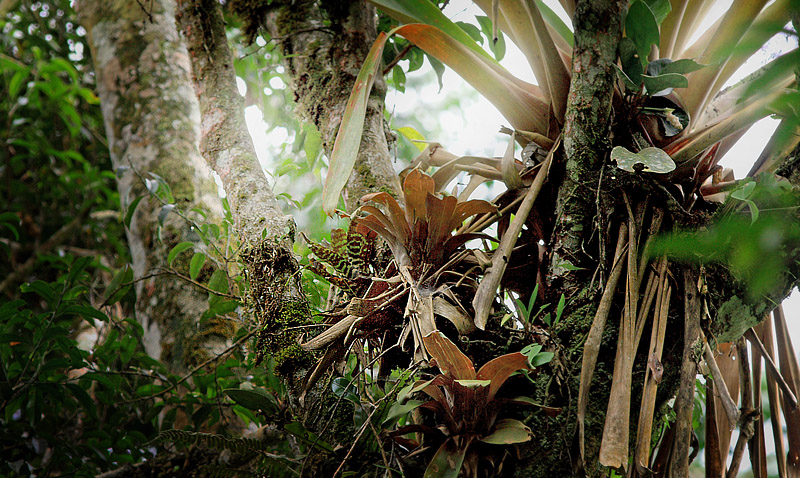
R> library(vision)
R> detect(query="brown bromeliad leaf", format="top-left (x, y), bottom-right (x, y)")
top-left (360, 169), bottom-right (496, 275)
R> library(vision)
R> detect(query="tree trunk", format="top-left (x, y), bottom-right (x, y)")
top-left (76, 0), bottom-right (227, 371)
top-left (175, 0), bottom-right (315, 389)
top-left (251, 0), bottom-right (402, 211)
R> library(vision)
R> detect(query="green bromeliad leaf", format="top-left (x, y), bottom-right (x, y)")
top-left (480, 418), bottom-right (533, 444)
top-left (611, 146), bottom-right (676, 174)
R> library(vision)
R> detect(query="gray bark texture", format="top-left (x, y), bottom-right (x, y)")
top-left (549, 0), bottom-right (626, 287)
top-left (176, 0), bottom-right (314, 390)
top-left (251, 0), bottom-right (402, 211)
top-left (76, 0), bottom-right (226, 371)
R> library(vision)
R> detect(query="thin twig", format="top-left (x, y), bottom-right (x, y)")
top-left (382, 43), bottom-right (414, 76)
top-left (727, 338), bottom-right (757, 478)
top-left (123, 329), bottom-right (256, 403)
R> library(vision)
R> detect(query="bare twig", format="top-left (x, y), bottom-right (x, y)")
top-left (123, 329), bottom-right (256, 403)
top-left (382, 43), bottom-right (414, 76)
top-left (745, 328), bottom-right (798, 409)
top-left (727, 338), bottom-right (757, 478)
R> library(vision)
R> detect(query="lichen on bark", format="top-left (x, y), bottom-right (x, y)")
top-left (77, 0), bottom-right (225, 372)
top-left (549, 0), bottom-right (626, 289)
top-left (261, 0), bottom-right (402, 211)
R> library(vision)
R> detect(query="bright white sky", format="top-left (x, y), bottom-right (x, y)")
top-left (243, 4), bottom-right (800, 466)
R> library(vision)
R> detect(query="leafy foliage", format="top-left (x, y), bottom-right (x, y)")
top-left (387, 331), bottom-right (548, 477)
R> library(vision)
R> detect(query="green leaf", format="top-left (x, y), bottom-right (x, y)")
top-left (303, 123), bottom-right (322, 165)
top-left (332, 377), bottom-right (360, 404)
top-left (168, 242), bottom-right (194, 267)
top-left (427, 54), bottom-right (445, 92)
top-left (0, 212), bottom-right (20, 241)
top-left (535, 0), bottom-right (573, 47)
top-left (124, 195), bottom-right (144, 229)
top-left (425, 438), bottom-right (467, 478)
top-left (611, 146), bottom-right (676, 174)
top-left (189, 252), bottom-right (206, 281)
top-left (731, 180), bottom-right (756, 201)
top-left (613, 64), bottom-right (639, 92)
top-left (383, 399), bottom-right (424, 426)
top-left (646, 58), bottom-right (706, 76)
top-left (619, 38), bottom-right (643, 88)
top-left (208, 269), bottom-right (228, 306)
top-left (744, 200), bottom-right (759, 224)
top-left (642, 0), bottom-right (671, 24)
top-left (626, 1), bottom-right (659, 67)
top-left (136, 383), bottom-right (166, 396)
top-left (406, 48), bottom-right (424, 72)
top-left (66, 383), bottom-right (96, 418)
top-left (455, 21), bottom-right (483, 44)
top-left (641, 73), bottom-right (688, 96)
top-left (20, 280), bottom-right (55, 305)
top-left (529, 351), bottom-right (554, 367)
top-left (480, 418), bottom-right (532, 444)
top-left (475, 15), bottom-right (506, 61)
top-left (224, 388), bottom-right (278, 413)
top-left (397, 126), bottom-right (427, 152)
top-left (9, 68), bottom-right (30, 99)
top-left (392, 64), bottom-right (406, 92)
top-left (63, 304), bottom-right (109, 323)
top-left (555, 294), bottom-right (566, 324)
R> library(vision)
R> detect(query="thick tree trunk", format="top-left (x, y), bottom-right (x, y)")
top-left (549, 0), bottom-right (626, 288)
top-left (176, 0), bottom-right (315, 388)
top-left (254, 0), bottom-right (402, 211)
top-left (76, 0), bottom-right (227, 371)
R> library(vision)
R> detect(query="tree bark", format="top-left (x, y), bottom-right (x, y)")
top-left (255, 0), bottom-right (402, 212)
top-left (76, 0), bottom-right (227, 371)
top-left (175, 0), bottom-right (315, 386)
top-left (549, 0), bottom-right (626, 288)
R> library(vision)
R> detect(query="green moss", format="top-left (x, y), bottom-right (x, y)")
top-left (712, 296), bottom-right (765, 343)
top-left (241, 239), bottom-right (317, 375)
top-left (274, 2), bottom-right (312, 38)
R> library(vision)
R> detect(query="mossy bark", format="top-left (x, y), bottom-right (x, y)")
top-left (259, 0), bottom-right (402, 211)
top-left (176, 0), bottom-right (315, 385)
top-left (77, 0), bottom-right (227, 372)
top-left (549, 0), bottom-right (626, 289)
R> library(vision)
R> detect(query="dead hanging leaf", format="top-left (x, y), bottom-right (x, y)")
top-left (647, 353), bottom-right (664, 384)
top-left (611, 146), bottom-right (676, 174)
top-left (432, 293), bottom-right (475, 335)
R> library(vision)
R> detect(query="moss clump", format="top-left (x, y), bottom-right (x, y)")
top-left (257, 299), bottom-right (317, 375)
top-left (241, 239), bottom-right (316, 376)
